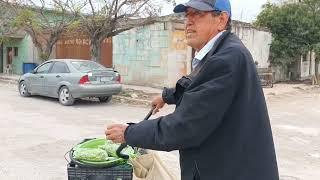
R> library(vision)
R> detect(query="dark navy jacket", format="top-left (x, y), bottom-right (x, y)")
top-left (125, 31), bottom-right (279, 180)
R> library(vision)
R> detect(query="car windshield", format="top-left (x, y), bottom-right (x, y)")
top-left (71, 61), bottom-right (106, 72)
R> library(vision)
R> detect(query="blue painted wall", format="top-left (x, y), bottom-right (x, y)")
top-left (113, 22), bottom-right (172, 87)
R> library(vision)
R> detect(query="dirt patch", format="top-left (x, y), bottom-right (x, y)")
top-left (113, 88), bottom-right (160, 107)
top-left (116, 85), bottom-right (320, 107)
top-left (118, 88), bottom-right (160, 101)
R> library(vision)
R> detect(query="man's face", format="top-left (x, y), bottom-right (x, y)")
top-left (184, 8), bottom-right (222, 51)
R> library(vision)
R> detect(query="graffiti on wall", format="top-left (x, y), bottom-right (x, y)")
top-left (57, 37), bottom-right (112, 46)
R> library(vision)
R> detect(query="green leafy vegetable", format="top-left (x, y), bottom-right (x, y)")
top-left (72, 138), bottom-right (138, 167)
top-left (99, 140), bottom-right (135, 158)
top-left (73, 148), bottom-right (108, 162)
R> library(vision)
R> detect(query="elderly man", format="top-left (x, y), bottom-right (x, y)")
top-left (106, 0), bottom-right (279, 179)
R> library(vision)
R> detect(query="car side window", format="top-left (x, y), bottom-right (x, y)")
top-left (50, 62), bottom-right (70, 73)
top-left (36, 62), bottom-right (53, 74)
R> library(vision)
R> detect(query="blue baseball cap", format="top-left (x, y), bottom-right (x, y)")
top-left (173, 0), bottom-right (231, 17)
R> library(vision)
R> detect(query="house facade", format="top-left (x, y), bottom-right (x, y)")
top-left (0, 32), bottom-right (113, 75)
top-left (0, 4), bottom-right (112, 75)
top-left (0, 32), bottom-right (41, 75)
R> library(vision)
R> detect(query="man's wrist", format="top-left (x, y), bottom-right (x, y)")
top-left (124, 123), bottom-right (135, 142)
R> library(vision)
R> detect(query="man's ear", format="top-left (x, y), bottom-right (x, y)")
top-left (218, 12), bottom-right (229, 31)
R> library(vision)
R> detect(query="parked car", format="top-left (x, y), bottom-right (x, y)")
top-left (18, 59), bottom-right (122, 105)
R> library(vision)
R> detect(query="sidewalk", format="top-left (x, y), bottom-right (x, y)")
top-left (0, 73), bottom-right (20, 83)
top-left (0, 73), bottom-right (318, 101)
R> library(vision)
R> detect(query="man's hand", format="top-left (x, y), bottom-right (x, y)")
top-left (151, 95), bottom-right (166, 115)
top-left (105, 124), bottom-right (128, 144)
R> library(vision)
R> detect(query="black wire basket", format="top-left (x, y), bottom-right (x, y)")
top-left (67, 162), bottom-right (133, 180)
top-left (66, 138), bottom-right (133, 180)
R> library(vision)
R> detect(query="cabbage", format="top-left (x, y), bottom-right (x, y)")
top-left (73, 138), bottom-right (137, 165)
top-left (99, 140), bottom-right (136, 158)
top-left (73, 148), bottom-right (109, 162)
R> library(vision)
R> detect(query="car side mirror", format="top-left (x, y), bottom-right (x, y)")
top-left (31, 70), bottom-right (36, 74)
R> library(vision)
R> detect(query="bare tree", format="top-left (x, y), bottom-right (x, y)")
top-left (10, 0), bottom-right (82, 61)
top-left (0, 0), bottom-right (17, 42)
top-left (75, 0), bottom-right (174, 63)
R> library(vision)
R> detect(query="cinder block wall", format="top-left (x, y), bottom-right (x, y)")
top-left (113, 21), bottom-right (190, 88)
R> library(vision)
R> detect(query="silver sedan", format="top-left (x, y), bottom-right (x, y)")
top-left (18, 59), bottom-right (122, 105)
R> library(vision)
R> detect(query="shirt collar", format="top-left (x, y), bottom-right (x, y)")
top-left (194, 30), bottom-right (225, 61)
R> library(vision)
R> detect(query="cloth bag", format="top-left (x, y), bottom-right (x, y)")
top-left (130, 151), bottom-right (177, 180)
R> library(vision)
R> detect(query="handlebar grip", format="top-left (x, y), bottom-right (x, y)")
top-left (116, 143), bottom-right (129, 159)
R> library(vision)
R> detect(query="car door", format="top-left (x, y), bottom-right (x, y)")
top-left (29, 62), bottom-right (53, 95)
top-left (45, 61), bottom-right (70, 97)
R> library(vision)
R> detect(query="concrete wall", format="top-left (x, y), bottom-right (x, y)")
top-left (273, 51), bottom-right (320, 82)
top-left (301, 61), bottom-right (310, 79)
top-left (167, 22), bottom-right (192, 87)
top-left (113, 19), bottom-right (272, 87)
top-left (300, 52), bottom-right (317, 80)
top-left (273, 65), bottom-right (288, 82)
top-left (113, 21), bottom-right (191, 87)
top-left (232, 21), bottom-right (272, 68)
top-left (113, 22), bottom-right (169, 87)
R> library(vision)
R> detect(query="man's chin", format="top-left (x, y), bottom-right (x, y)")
top-left (186, 40), bottom-right (198, 49)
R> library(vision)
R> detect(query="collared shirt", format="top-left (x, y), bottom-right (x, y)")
top-left (192, 31), bottom-right (225, 69)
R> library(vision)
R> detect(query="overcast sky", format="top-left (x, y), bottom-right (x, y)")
top-left (27, 0), bottom-right (273, 23)
top-left (162, 0), bottom-right (271, 23)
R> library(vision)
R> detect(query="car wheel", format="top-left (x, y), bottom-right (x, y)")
top-left (99, 96), bottom-right (112, 103)
top-left (59, 86), bottom-right (75, 106)
top-left (19, 81), bottom-right (31, 97)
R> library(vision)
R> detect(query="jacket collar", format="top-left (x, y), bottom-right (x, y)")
top-left (189, 30), bottom-right (231, 76)
top-left (206, 30), bottom-right (231, 58)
